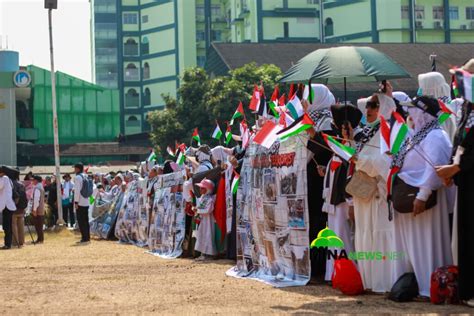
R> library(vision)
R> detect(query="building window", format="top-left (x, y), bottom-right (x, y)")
top-left (211, 30), bottom-right (222, 41)
top-left (197, 56), bottom-right (206, 67)
top-left (125, 89), bottom-right (139, 108)
top-left (449, 7), bottom-right (459, 20)
top-left (325, 18), bottom-right (334, 37)
top-left (433, 6), bottom-right (444, 19)
top-left (126, 115), bottom-right (141, 128)
top-left (196, 31), bottom-right (205, 41)
top-left (143, 62), bottom-right (150, 80)
top-left (307, 0), bottom-right (319, 4)
top-left (211, 5), bottom-right (221, 16)
top-left (123, 12), bottom-right (138, 25)
top-left (467, 7), bottom-right (474, 20)
top-left (142, 15), bottom-right (148, 23)
top-left (124, 38), bottom-right (139, 56)
top-left (143, 88), bottom-right (151, 106)
top-left (196, 5), bottom-right (205, 16)
top-left (415, 5), bottom-right (425, 19)
top-left (401, 5), bottom-right (409, 19)
top-left (124, 63), bottom-right (139, 81)
top-left (283, 22), bottom-right (289, 38)
top-left (141, 37), bottom-right (149, 55)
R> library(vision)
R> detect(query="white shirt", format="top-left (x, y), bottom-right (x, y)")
top-left (74, 173), bottom-right (90, 207)
top-left (0, 175), bottom-right (17, 211)
top-left (62, 180), bottom-right (74, 200)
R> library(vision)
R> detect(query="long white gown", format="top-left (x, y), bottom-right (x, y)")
top-left (353, 130), bottom-right (395, 293)
top-left (194, 194), bottom-right (217, 256)
top-left (392, 128), bottom-right (453, 297)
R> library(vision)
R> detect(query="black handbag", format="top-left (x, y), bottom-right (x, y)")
top-left (391, 176), bottom-right (437, 213)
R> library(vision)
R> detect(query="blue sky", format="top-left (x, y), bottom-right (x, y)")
top-left (0, 0), bottom-right (91, 82)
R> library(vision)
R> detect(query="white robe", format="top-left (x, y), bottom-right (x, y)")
top-left (194, 194), bottom-right (217, 256)
top-left (392, 128), bottom-right (453, 297)
top-left (322, 156), bottom-right (354, 281)
top-left (353, 131), bottom-right (395, 293)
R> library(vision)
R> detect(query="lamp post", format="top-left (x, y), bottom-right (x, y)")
top-left (45, 0), bottom-right (65, 226)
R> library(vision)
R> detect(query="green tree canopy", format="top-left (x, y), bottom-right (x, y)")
top-left (148, 63), bottom-right (283, 157)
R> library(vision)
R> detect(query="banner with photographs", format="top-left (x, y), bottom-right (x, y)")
top-left (226, 137), bottom-right (310, 287)
top-left (90, 192), bottom-right (124, 240)
top-left (147, 171), bottom-right (186, 259)
top-left (115, 179), bottom-right (148, 246)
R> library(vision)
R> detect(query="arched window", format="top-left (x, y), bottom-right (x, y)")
top-left (325, 18), bottom-right (334, 37)
top-left (128, 115), bottom-right (138, 121)
top-left (143, 87), bottom-right (151, 106)
top-left (126, 115), bottom-right (141, 128)
top-left (125, 88), bottom-right (139, 108)
top-left (141, 36), bottom-right (149, 55)
top-left (143, 62), bottom-right (150, 80)
top-left (124, 38), bottom-right (139, 56)
top-left (124, 63), bottom-right (139, 81)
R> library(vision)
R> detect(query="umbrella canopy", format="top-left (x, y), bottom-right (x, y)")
top-left (279, 46), bottom-right (411, 84)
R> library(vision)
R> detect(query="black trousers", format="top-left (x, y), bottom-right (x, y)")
top-left (76, 206), bottom-right (90, 242)
top-left (49, 205), bottom-right (58, 226)
top-left (2, 208), bottom-right (13, 248)
top-left (62, 203), bottom-right (75, 226)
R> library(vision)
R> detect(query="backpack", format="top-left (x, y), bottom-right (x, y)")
top-left (10, 179), bottom-right (28, 209)
top-left (430, 265), bottom-right (459, 305)
top-left (332, 258), bottom-right (364, 296)
top-left (79, 174), bottom-right (94, 198)
top-left (389, 273), bottom-right (419, 302)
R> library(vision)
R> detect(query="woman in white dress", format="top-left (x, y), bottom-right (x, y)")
top-left (350, 92), bottom-right (397, 293)
top-left (390, 95), bottom-right (453, 297)
top-left (194, 178), bottom-right (217, 260)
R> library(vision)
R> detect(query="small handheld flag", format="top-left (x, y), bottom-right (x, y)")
top-left (277, 113), bottom-right (314, 142)
top-left (322, 133), bottom-right (356, 162)
top-left (249, 85), bottom-right (260, 111)
top-left (211, 123), bottom-right (223, 140)
top-left (389, 112), bottom-right (409, 155)
top-left (166, 146), bottom-right (176, 157)
top-left (147, 150), bottom-right (157, 162)
top-left (286, 94), bottom-right (304, 119)
top-left (269, 85), bottom-right (280, 118)
top-left (438, 99), bottom-right (455, 124)
top-left (231, 171), bottom-right (240, 195)
top-left (253, 121), bottom-right (282, 149)
top-left (230, 102), bottom-right (244, 125)
top-left (192, 128), bottom-right (201, 146)
top-left (225, 124), bottom-right (232, 146)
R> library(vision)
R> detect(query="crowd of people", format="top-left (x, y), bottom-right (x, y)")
top-left (0, 58), bottom-right (473, 307)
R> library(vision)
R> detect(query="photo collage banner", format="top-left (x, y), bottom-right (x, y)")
top-left (90, 192), bottom-right (124, 240)
top-left (226, 137), bottom-right (311, 287)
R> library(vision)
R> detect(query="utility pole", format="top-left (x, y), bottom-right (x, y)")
top-left (319, 0), bottom-right (324, 43)
top-left (45, 0), bottom-right (65, 226)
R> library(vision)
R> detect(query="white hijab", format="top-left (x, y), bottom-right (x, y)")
top-left (418, 72), bottom-right (450, 99)
top-left (303, 84), bottom-right (335, 112)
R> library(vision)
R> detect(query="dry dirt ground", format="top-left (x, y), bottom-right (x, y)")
top-left (0, 230), bottom-right (472, 315)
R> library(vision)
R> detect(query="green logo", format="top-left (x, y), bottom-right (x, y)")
top-left (310, 226), bottom-right (344, 249)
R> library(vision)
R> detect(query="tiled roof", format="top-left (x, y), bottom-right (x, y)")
top-left (207, 42), bottom-right (474, 98)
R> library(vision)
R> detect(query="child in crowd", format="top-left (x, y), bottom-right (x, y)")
top-left (194, 178), bottom-right (217, 261)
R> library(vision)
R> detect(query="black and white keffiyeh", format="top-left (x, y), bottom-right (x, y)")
top-left (354, 122), bottom-right (380, 153)
top-left (308, 109), bottom-right (332, 125)
top-left (391, 119), bottom-right (441, 169)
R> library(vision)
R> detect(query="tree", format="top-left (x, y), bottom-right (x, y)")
top-left (148, 63), bottom-right (283, 156)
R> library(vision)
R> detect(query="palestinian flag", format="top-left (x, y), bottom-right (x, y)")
top-left (212, 123), bottom-right (223, 140)
top-left (166, 146), bottom-right (176, 157)
top-left (452, 74), bottom-right (460, 98)
top-left (256, 86), bottom-right (268, 117)
top-left (322, 133), bottom-right (356, 162)
top-left (253, 120), bottom-right (282, 148)
top-left (147, 150), bottom-right (157, 162)
top-left (230, 102), bottom-right (244, 125)
top-left (192, 128), bottom-right (201, 146)
top-left (390, 112), bottom-right (409, 155)
top-left (289, 83), bottom-right (296, 99)
top-left (380, 115), bottom-right (391, 155)
top-left (249, 85), bottom-right (260, 111)
top-left (387, 166), bottom-right (401, 198)
top-left (176, 149), bottom-right (186, 165)
top-left (225, 124), bottom-right (232, 145)
top-left (268, 85), bottom-right (280, 118)
top-left (231, 171), bottom-right (240, 195)
top-left (277, 113), bottom-right (314, 142)
top-left (286, 94), bottom-right (304, 119)
top-left (454, 69), bottom-right (474, 102)
top-left (214, 174), bottom-right (227, 251)
top-left (438, 99), bottom-right (455, 124)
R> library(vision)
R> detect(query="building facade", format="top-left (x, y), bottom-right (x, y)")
top-left (91, 0), bottom-right (474, 134)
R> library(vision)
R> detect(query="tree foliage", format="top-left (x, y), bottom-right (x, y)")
top-left (148, 63), bottom-right (283, 156)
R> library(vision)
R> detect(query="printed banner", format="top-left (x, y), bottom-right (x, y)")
top-left (90, 192), bottom-right (124, 240)
top-left (115, 179), bottom-right (148, 246)
top-left (147, 171), bottom-right (186, 259)
top-left (226, 137), bottom-right (311, 287)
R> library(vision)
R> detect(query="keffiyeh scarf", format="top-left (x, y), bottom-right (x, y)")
top-left (391, 119), bottom-right (441, 169)
top-left (354, 122), bottom-right (380, 153)
top-left (308, 109), bottom-right (332, 126)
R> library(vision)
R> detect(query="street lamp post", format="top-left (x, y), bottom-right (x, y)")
top-left (45, 0), bottom-right (65, 226)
